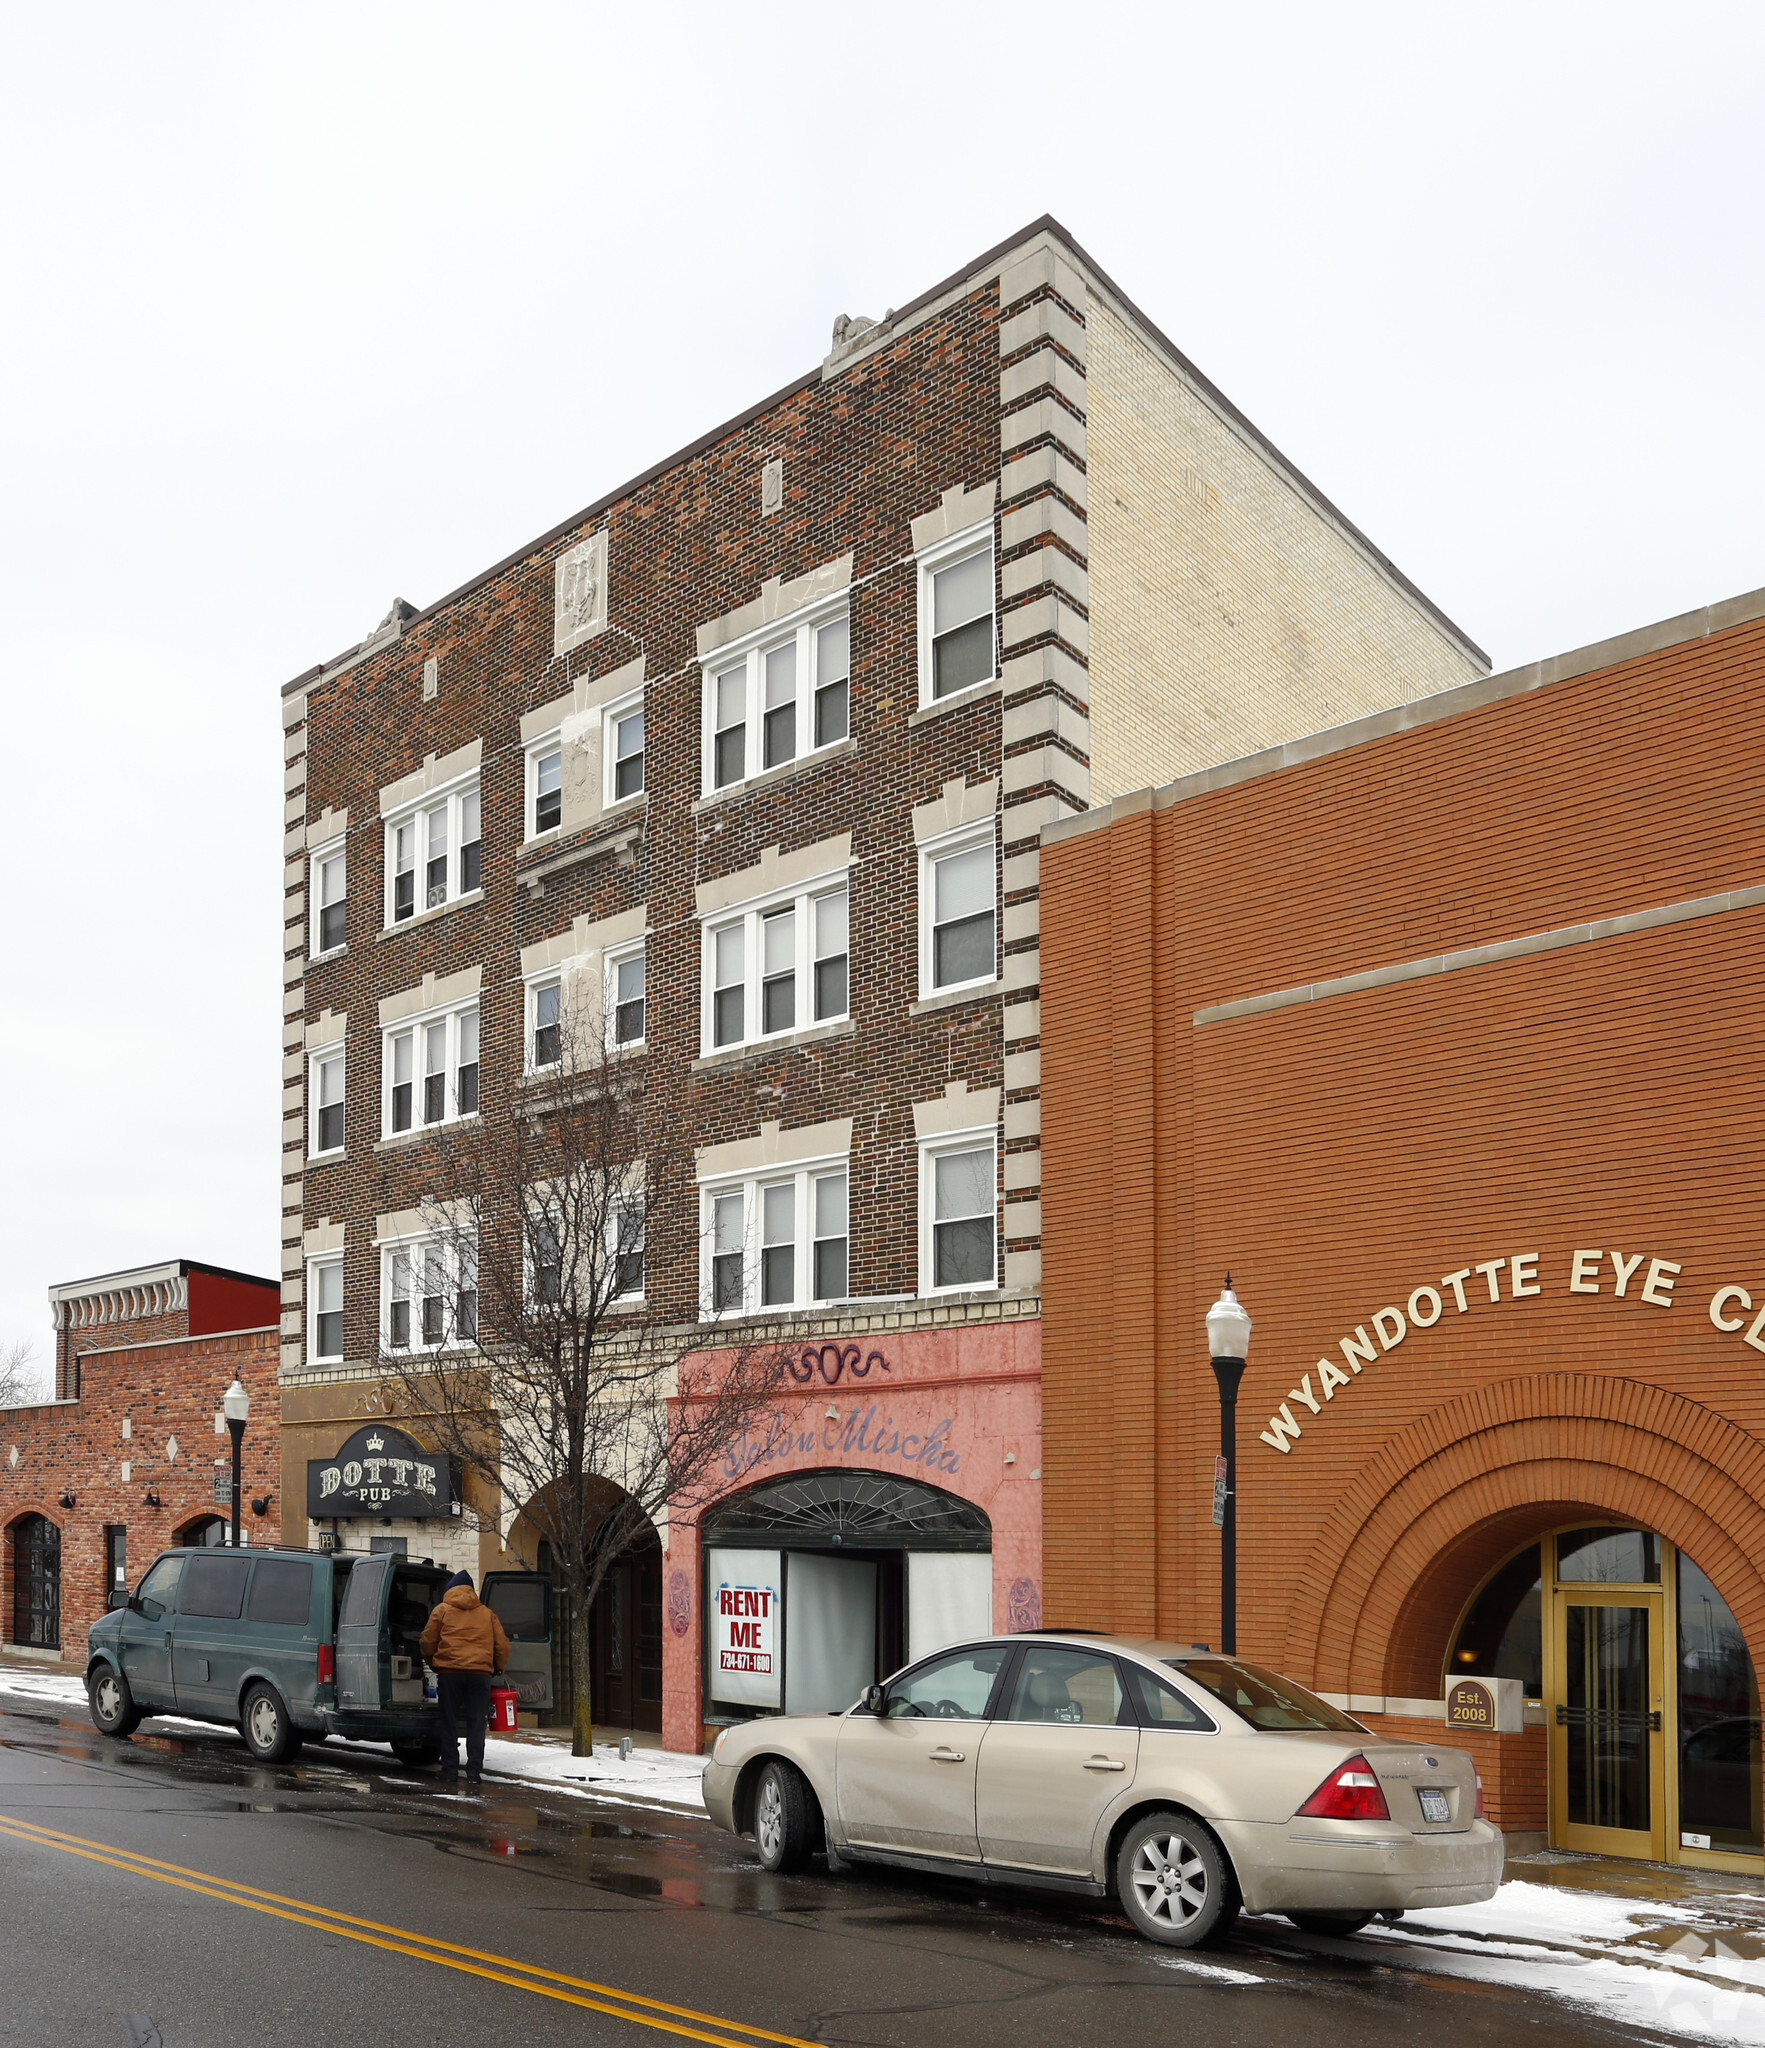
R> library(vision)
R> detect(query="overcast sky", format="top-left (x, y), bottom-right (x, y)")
top-left (1, 3), bottom-right (1759, 1383)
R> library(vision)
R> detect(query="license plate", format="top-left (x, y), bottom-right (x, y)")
top-left (1417, 1787), bottom-right (1451, 1823)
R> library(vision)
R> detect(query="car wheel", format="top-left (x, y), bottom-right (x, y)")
top-left (752, 1760), bottom-right (817, 1874)
top-left (391, 1740), bottom-right (444, 1768)
top-left (1116, 1811), bottom-right (1239, 1947)
top-left (240, 1682), bottom-right (303, 1764)
top-left (1287, 1910), bottom-right (1376, 1936)
top-left (88, 1666), bottom-right (142, 1739)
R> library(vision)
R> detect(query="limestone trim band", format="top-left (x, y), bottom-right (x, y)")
top-left (1193, 879), bottom-right (1765, 1029)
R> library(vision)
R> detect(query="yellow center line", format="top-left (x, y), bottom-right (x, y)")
top-left (0, 1817), bottom-right (819, 2048)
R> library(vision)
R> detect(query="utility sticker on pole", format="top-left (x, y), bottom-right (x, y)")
top-left (1211, 1456), bottom-right (1229, 1528)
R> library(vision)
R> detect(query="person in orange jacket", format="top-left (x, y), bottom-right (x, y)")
top-left (419, 1570), bottom-right (511, 1787)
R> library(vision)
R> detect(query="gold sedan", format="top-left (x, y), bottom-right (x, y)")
top-left (703, 1633), bottom-right (1502, 1946)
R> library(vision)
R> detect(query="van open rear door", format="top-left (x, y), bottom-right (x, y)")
top-left (482, 1572), bottom-right (554, 1713)
top-left (335, 1556), bottom-right (390, 1709)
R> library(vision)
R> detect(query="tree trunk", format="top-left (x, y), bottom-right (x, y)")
top-left (569, 1583), bottom-right (595, 1758)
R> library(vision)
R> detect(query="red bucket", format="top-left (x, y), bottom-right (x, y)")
top-left (489, 1686), bottom-right (519, 1734)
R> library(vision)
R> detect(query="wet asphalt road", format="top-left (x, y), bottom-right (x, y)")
top-left (0, 1696), bottom-right (1665, 2048)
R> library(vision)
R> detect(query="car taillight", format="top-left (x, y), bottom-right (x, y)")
top-left (317, 1644), bottom-right (335, 1684)
top-left (1296, 1753), bottom-right (1391, 1821)
top-left (1475, 1770), bottom-right (1485, 1819)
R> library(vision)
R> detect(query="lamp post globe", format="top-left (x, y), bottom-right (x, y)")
top-left (222, 1378), bottom-right (250, 1547)
top-left (1205, 1278), bottom-right (1251, 1657)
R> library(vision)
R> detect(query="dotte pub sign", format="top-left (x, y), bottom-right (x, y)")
top-left (305, 1424), bottom-right (458, 1520)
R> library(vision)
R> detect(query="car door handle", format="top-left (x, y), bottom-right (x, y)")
top-left (1082, 1757), bottom-right (1127, 1771)
top-left (928, 1747), bottom-right (966, 1763)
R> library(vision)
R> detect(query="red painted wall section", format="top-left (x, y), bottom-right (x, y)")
top-left (186, 1271), bottom-right (279, 1337)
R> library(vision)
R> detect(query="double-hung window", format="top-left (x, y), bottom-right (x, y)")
top-left (310, 842), bottom-right (347, 956)
top-left (920, 827), bottom-right (997, 995)
top-left (703, 604), bottom-right (850, 795)
top-left (383, 1236), bottom-right (477, 1352)
top-left (309, 1258), bottom-right (344, 1363)
top-left (607, 694), bottom-right (645, 802)
top-left (921, 1134), bottom-right (997, 1293)
top-left (918, 528), bottom-right (996, 702)
top-left (530, 744), bottom-right (563, 837)
top-left (386, 778), bottom-right (481, 924)
top-left (530, 979), bottom-right (562, 1071)
top-left (310, 1049), bottom-right (345, 1157)
top-left (701, 1163), bottom-right (850, 1316)
top-left (609, 943), bottom-right (646, 1047)
top-left (384, 1004), bottom-right (479, 1136)
top-left (611, 1193), bottom-right (645, 1300)
top-left (703, 881), bottom-right (850, 1052)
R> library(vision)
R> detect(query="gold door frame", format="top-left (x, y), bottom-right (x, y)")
top-left (1545, 1563), bottom-right (1666, 1862)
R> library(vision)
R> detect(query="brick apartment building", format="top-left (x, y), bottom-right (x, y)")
top-left (1040, 583), bottom-right (1765, 1874)
top-left (3, 1260), bottom-right (280, 1661)
top-left (275, 215), bottom-right (1486, 1749)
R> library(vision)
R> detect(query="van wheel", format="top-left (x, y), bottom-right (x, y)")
top-left (1287, 1910), bottom-right (1375, 1936)
top-left (753, 1761), bottom-right (816, 1874)
top-left (241, 1683), bottom-right (302, 1764)
top-left (88, 1667), bottom-right (142, 1739)
top-left (1116, 1811), bottom-right (1240, 1947)
top-left (392, 1740), bottom-right (444, 1768)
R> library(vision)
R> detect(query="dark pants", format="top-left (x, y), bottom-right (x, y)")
top-left (437, 1670), bottom-right (491, 1778)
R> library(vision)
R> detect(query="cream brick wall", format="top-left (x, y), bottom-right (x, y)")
top-left (1084, 292), bottom-right (1486, 804)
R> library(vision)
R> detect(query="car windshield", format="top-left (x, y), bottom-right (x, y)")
top-left (1166, 1658), bottom-right (1366, 1732)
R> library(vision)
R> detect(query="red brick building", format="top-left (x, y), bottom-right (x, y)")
top-left (275, 216), bottom-right (1485, 1748)
top-left (3, 1260), bottom-right (280, 1663)
top-left (1040, 584), bottom-right (1765, 1875)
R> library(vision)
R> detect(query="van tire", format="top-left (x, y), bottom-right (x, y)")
top-left (89, 1666), bottom-right (142, 1739)
top-left (752, 1760), bottom-right (817, 1874)
top-left (241, 1682), bottom-right (303, 1764)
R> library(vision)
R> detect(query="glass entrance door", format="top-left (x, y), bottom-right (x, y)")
top-left (1548, 1545), bottom-right (1666, 1859)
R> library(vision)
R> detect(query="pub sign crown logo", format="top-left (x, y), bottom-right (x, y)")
top-left (305, 1423), bottom-right (456, 1520)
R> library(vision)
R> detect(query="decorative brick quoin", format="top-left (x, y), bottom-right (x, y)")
top-left (275, 215), bottom-right (1486, 1750)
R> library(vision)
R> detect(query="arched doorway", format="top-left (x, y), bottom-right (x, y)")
top-left (1448, 1521), bottom-right (1761, 1864)
top-left (701, 1470), bottom-right (993, 1722)
top-left (174, 1515), bottom-right (229, 1548)
top-left (10, 1515), bottom-right (61, 1650)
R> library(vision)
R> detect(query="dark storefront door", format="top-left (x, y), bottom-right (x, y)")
top-left (11, 1515), bottom-right (60, 1651)
top-left (1551, 1586), bottom-right (1666, 1860)
top-left (592, 1545), bottom-right (662, 1732)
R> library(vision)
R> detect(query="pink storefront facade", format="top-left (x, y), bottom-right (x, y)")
top-left (660, 1316), bottom-right (1042, 1755)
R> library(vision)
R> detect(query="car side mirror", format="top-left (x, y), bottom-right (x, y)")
top-left (106, 1589), bottom-right (129, 1611)
top-left (864, 1685), bottom-right (885, 1715)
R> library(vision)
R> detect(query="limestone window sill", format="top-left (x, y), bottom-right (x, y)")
top-left (693, 737), bottom-right (858, 813)
top-left (909, 980), bottom-right (1001, 1019)
top-left (692, 1018), bottom-right (856, 1072)
top-left (909, 677), bottom-right (1002, 727)
top-left (377, 890), bottom-right (484, 943)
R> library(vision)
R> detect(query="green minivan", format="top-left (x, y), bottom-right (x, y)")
top-left (85, 1546), bottom-right (454, 1765)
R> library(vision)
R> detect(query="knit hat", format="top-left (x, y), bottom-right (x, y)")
top-left (446, 1570), bottom-right (474, 1590)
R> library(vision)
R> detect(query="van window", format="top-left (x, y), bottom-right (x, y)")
top-left (246, 1559), bottom-right (314, 1627)
top-left (134, 1556), bottom-right (183, 1616)
top-left (337, 1557), bottom-right (389, 1630)
top-left (181, 1553), bottom-right (251, 1620)
top-left (486, 1579), bottom-right (548, 1640)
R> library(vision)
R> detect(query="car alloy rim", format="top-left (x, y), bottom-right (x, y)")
top-left (1131, 1833), bottom-right (1208, 1924)
top-left (96, 1675), bottom-right (122, 1722)
top-left (250, 1698), bottom-right (279, 1749)
top-left (757, 1774), bottom-right (783, 1859)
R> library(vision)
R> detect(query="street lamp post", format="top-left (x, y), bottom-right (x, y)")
top-left (1205, 1278), bottom-right (1252, 1657)
top-left (222, 1378), bottom-right (250, 1549)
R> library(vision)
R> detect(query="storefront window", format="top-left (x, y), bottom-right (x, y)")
top-left (1557, 1526), bottom-right (1661, 1584)
top-left (1678, 1551), bottom-right (1762, 1854)
top-left (1449, 1543), bottom-right (1543, 1697)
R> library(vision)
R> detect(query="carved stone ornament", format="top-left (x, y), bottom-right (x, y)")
top-left (554, 531), bottom-right (609, 656)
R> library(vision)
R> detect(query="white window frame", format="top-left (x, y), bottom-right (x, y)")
top-left (309, 837), bottom-right (347, 958)
top-left (606, 939), bottom-right (647, 1051)
top-left (525, 733), bottom-right (564, 843)
top-left (382, 772), bottom-right (482, 928)
top-left (698, 1155), bottom-right (851, 1319)
top-left (603, 687), bottom-right (647, 809)
top-left (916, 522), bottom-right (997, 708)
top-left (308, 1254), bottom-right (344, 1364)
top-left (524, 972), bottom-right (564, 1076)
top-left (609, 1188), bottom-right (646, 1302)
top-left (918, 821), bottom-right (998, 999)
top-left (699, 597), bottom-right (851, 798)
top-left (381, 999), bottom-right (481, 1138)
top-left (379, 1231), bottom-right (478, 1356)
top-left (700, 874), bottom-right (850, 1055)
top-left (918, 1128), bottom-right (999, 1297)
top-left (308, 1046), bottom-right (346, 1159)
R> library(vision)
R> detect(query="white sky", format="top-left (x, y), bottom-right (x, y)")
top-left (2, 3), bottom-right (1760, 1385)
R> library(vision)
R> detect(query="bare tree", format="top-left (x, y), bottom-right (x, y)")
top-left (381, 1015), bottom-right (792, 1756)
top-left (0, 1340), bottom-right (44, 1408)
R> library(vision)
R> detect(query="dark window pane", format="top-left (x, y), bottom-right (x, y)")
top-left (934, 910), bottom-right (994, 988)
top-left (814, 954), bottom-right (848, 1021)
top-left (1125, 1665), bottom-right (1216, 1730)
top-left (422, 1295), bottom-right (444, 1345)
top-left (534, 1023), bottom-right (560, 1068)
top-left (712, 1251), bottom-right (743, 1311)
top-left (762, 973), bottom-right (795, 1035)
top-left (181, 1554), bottom-right (250, 1620)
top-left (457, 1289), bottom-right (478, 1342)
top-left (460, 840), bottom-right (481, 893)
top-left (320, 901), bottom-right (345, 951)
top-left (337, 1557), bottom-right (388, 1630)
top-left (715, 723), bottom-right (744, 787)
top-left (535, 787), bottom-right (561, 833)
top-left (934, 1216), bottom-right (993, 1288)
top-left (318, 1103), bottom-right (343, 1153)
top-left (615, 998), bottom-right (644, 1045)
top-left (615, 751), bottom-right (643, 799)
top-left (316, 1309), bottom-right (343, 1357)
top-left (1449, 1545), bottom-right (1542, 1697)
top-left (615, 1250), bottom-right (644, 1297)
top-left (392, 1083), bottom-right (412, 1133)
top-left (714, 985), bottom-right (743, 1047)
top-left (457, 1062), bottom-right (479, 1115)
top-left (764, 702), bottom-right (795, 769)
top-left (814, 678), bottom-right (848, 748)
top-left (389, 1300), bottom-right (410, 1347)
top-left (394, 872), bottom-right (414, 921)
top-left (1558, 1528), bottom-right (1661, 1584)
top-left (1679, 1552), bottom-right (1763, 1851)
top-left (761, 1244), bottom-right (794, 1306)
top-left (246, 1559), bottom-right (313, 1626)
top-left (426, 856), bottom-right (448, 907)
top-left (933, 614), bottom-right (993, 697)
top-left (814, 1237), bottom-right (847, 1300)
top-left (423, 1074), bottom-right (445, 1124)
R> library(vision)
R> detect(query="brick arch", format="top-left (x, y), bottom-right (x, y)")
top-left (1278, 1373), bottom-right (1765, 1700)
